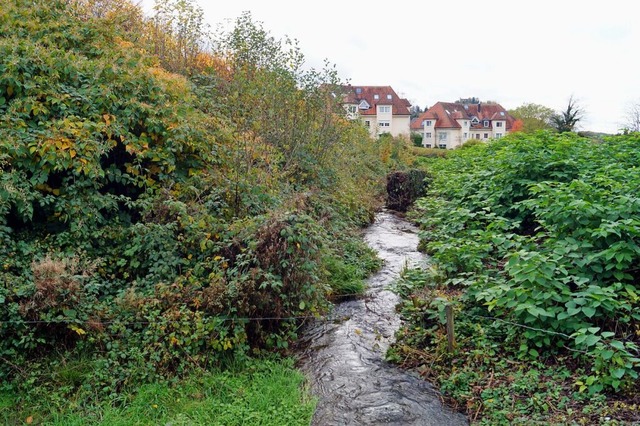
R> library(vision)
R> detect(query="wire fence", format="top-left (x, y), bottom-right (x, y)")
top-left (0, 292), bottom-right (372, 326)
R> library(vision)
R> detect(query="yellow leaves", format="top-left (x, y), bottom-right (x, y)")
top-left (148, 67), bottom-right (188, 95)
top-left (26, 416), bottom-right (33, 424)
top-left (102, 113), bottom-right (114, 126)
top-left (115, 37), bottom-right (134, 49)
top-left (125, 164), bottom-right (140, 176)
top-left (69, 325), bottom-right (86, 335)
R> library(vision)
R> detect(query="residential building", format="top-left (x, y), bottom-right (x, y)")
top-left (410, 101), bottom-right (516, 149)
top-left (339, 85), bottom-right (411, 137)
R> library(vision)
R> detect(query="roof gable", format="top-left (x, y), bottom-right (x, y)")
top-left (339, 85), bottom-right (411, 116)
top-left (411, 101), bottom-right (516, 131)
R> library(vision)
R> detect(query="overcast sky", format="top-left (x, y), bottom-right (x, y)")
top-left (141, 0), bottom-right (639, 134)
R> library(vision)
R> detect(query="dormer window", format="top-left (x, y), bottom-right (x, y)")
top-left (355, 87), bottom-right (362, 94)
top-left (358, 100), bottom-right (370, 110)
top-left (387, 94), bottom-right (392, 100)
top-left (483, 120), bottom-right (489, 127)
top-left (471, 117), bottom-right (479, 124)
top-left (374, 94), bottom-right (379, 100)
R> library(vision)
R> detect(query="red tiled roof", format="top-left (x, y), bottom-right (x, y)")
top-left (339, 85), bottom-right (411, 116)
top-left (410, 101), bottom-right (516, 131)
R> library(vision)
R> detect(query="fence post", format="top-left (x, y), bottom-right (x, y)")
top-left (445, 304), bottom-right (455, 352)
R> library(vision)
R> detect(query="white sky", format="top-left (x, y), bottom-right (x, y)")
top-left (140, 0), bottom-right (640, 134)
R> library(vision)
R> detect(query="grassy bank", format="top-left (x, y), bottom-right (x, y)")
top-left (1, 357), bottom-right (315, 425)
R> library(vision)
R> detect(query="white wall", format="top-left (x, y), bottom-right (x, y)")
top-left (392, 116), bottom-right (411, 136)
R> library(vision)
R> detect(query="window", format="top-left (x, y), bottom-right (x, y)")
top-left (496, 121), bottom-right (503, 127)
top-left (425, 120), bottom-right (432, 126)
top-left (438, 144), bottom-right (447, 149)
top-left (364, 120), bottom-right (370, 127)
top-left (378, 121), bottom-right (390, 127)
top-left (439, 132), bottom-right (447, 141)
top-left (355, 87), bottom-right (362, 94)
top-left (484, 133), bottom-right (489, 139)
top-left (475, 134), bottom-right (480, 139)
top-left (425, 144), bottom-right (432, 148)
top-left (464, 132), bottom-right (468, 139)
top-left (425, 132), bottom-right (432, 138)
top-left (464, 121), bottom-right (468, 126)
top-left (379, 106), bottom-right (391, 113)
top-left (483, 120), bottom-right (489, 127)
top-left (374, 94), bottom-right (379, 100)
top-left (386, 94), bottom-right (392, 100)
top-left (359, 100), bottom-right (370, 109)
top-left (471, 117), bottom-right (479, 124)
top-left (496, 133), bottom-right (503, 138)
top-left (347, 105), bottom-right (356, 114)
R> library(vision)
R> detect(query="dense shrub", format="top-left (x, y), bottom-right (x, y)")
top-left (386, 169), bottom-right (429, 212)
top-left (398, 131), bottom-right (640, 394)
top-left (0, 0), bottom-right (407, 402)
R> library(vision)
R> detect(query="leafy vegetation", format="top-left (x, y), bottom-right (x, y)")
top-left (1, 357), bottom-right (315, 425)
top-left (0, 0), bottom-right (415, 417)
top-left (508, 102), bottom-right (555, 133)
top-left (388, 131), bottom-right (640, 424)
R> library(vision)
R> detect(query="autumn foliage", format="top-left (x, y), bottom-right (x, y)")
top-left (0, 0), bottom-right (408, 400)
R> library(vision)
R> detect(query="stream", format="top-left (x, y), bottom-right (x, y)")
top-left (296, 210), bottom-right (469, 425)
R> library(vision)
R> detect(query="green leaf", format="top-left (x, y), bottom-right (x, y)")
top-left (611, 368), bottom-right (626, 379)
top-left (299, 301), bottom-right (305, 310)
top-left (600, 350), bottom-right (614, 360)
top-left (610, 340), bottom-right (625, 350)
top-left (63, 309), bottom-right (77, 319)
top-left (584, 334), bottom-right (601, 347)
top-left (582, 307), bottom-right (596, 318)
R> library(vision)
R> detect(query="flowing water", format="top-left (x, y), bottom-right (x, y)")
top-left (296, 210), bottom-right (468, 426)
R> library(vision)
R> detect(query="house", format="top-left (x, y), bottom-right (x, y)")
top-left (411, 101), bottom-right (516, 149)
top-left (339, 85), bottom-right (411, 137)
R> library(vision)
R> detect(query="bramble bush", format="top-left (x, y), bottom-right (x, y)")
top-left (395, 131), bottom-right (640, 397)
top-left (0, 0), bottom-right (404, 407)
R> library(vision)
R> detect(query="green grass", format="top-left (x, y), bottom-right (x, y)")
top-left (1, 357), bottom-right (316, 426)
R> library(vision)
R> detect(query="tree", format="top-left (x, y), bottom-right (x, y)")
top-left (455, 97), bottom-right (480, 104)
top-left (550, 95), bottom-right (584, 133)
top-left (621, 100), bottom-right (640, 133)
top-left (508, 103), bottom-right (554, 133)
top-left (147, 0), bottom-right (211, 74)
top-left (409, 104), bottom-right (423, 120)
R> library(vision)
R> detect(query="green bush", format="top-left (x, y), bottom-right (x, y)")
top-left (401, 131), bottom-right (640, 394)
